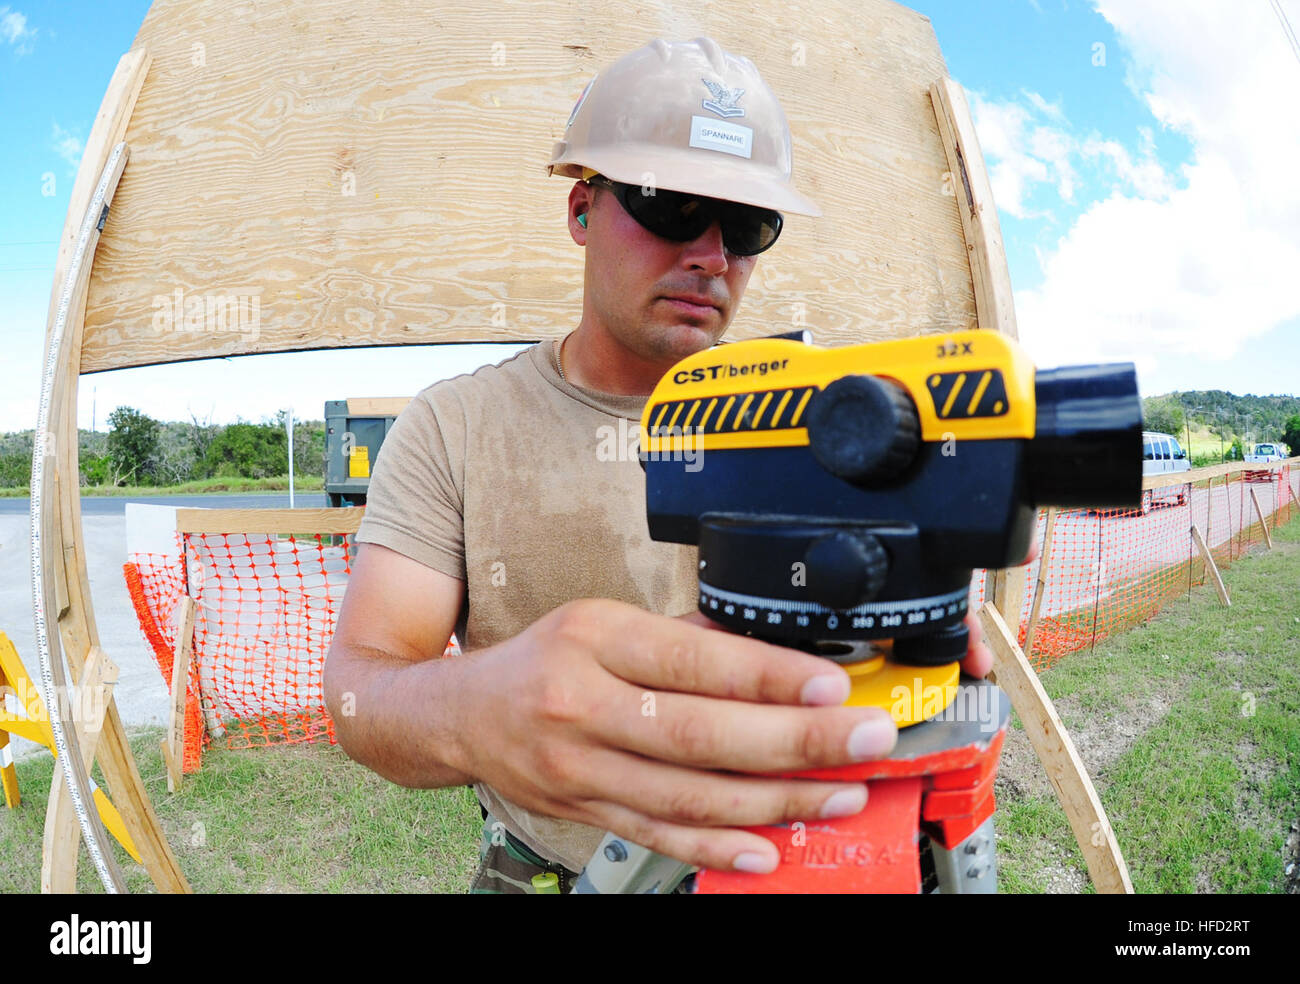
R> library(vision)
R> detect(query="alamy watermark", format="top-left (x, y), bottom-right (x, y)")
top-left (50, 915), bottom-right (150, 964)
top-left (1, 676), bottom-right (109, 729)
top-left (596, 418), bottom-right (704, 473)
top-left (890, 678), bottom-right (1001, 733)
top-left (152, 287), bottom-right (262, 341)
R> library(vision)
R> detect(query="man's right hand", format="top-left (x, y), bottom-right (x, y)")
top-left (326, 542), bottom-right (898, 875)
top-left (445, 597), bottom-right (898, 875)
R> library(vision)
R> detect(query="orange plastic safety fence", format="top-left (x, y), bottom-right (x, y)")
top-left (123, 553), bottom-right (203, 773)
top-left (127, 530), bottom-right (459, 768)
top-left (979, 462), bottom-right (1299, 671)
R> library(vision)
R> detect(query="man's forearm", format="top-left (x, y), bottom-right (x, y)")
top-left (325, 645), bottom-right (475, 788)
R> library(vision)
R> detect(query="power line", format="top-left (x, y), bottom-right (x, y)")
top-left (1273, 0), bottom-right (1300, 66)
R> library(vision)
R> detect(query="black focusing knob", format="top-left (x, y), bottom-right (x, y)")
top-left (803, 532), bottom-right (889, 611)
top-left (805, 375), bottom-right (921, 485)
top-left (892, 622), bottom-right (969, 667)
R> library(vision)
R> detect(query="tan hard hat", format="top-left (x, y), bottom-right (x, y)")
top-left (549, 37), bottom-right (821, 217)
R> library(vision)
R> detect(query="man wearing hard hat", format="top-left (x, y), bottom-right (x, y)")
top-left (324, 38), bottom-right (993, 893)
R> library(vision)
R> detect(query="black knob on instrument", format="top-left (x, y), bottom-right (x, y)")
top-left (892, 622), bottom-right (969, 666)
top-left (803, 532), bottom-right (889, 611)
top-left (805, 375), bottom-right (921, 485)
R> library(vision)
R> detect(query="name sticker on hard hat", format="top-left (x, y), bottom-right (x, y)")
top-left (689, 116), bottom-right (753, 159)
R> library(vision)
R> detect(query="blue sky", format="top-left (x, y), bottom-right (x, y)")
top-left (2, 0), bottom-right (1298, 435)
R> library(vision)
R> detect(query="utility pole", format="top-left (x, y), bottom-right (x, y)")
top-left (287, 407), bottom-right (295, 509)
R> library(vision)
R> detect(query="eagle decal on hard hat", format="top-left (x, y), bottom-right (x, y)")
top-left (701, 78), bottom-right (746, 118)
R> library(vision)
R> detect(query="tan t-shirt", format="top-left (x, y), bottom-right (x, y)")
top-left (355, 340), bottom-right (699, 872)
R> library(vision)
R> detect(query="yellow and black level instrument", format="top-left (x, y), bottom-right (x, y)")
top-left (638, 329), bottom-right (1141, 688)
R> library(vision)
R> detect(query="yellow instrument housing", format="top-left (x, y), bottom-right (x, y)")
top-left (641, 330), bottom-right (1038, 455)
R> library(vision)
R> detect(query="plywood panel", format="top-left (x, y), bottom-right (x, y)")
top-left (81, 0), bottom-right (976, 372)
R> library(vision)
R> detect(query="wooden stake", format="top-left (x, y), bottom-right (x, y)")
top-left (979, 604), bottom-right (1134, 894)
top-left (991, 567), bottom-right (1029, 643)
top-left (1021, 508), bottom-right (1057, 661)
top-left (163, 597), bottom-right (196, 793)
top-left (1249, 488), bottom-right (1273, 549)
top-left (1190, 524), bottom-right (1230, 607)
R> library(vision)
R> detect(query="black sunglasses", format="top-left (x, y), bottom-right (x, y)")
top-left (586, 175), bottom-right (783, 256)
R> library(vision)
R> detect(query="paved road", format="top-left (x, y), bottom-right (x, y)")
top-left (0, 493), bottom-right (328, 515)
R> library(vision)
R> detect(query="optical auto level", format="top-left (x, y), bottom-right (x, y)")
top-left (640, 329), bottom-right (1141, 686)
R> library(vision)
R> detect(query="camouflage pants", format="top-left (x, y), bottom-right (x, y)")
top-left (468, 812), bottom-right (580, 894)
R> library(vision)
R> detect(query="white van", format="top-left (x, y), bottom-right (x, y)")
top-left (1140, 431), bottom-right (1191, 513)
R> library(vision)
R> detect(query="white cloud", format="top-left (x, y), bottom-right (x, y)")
top-left (0, 6), bottom-right (36, 55)
top-left (972, 74), bottom-right (1186, 226)
top-left (1022, 89), bottom-right (1065, 122)
top-left (1013, 1), bottom-right (1300, 390)
top-left (970, 93), bottom-right (1068, 219)
top-left (51, 122), bottom-right (83, 172)
top-left (1078, 127), bottom-right (1174, 200)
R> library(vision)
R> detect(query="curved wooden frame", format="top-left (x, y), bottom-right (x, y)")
top-left (36, 48), bottom-right (189, 894)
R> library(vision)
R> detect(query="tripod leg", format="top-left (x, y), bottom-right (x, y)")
top-left (929, 815), bottom-right (997, 893)
top-left (571, 833), bottom-right (696, 894)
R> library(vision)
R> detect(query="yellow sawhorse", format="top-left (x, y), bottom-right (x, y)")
top-left (0, 631), bottom-right (142, 868)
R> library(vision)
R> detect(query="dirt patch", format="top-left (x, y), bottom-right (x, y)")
top-left (1219, 650), bottom-right (1250, 669)
top-left (996, 726), bottom-right (1054, 802)
top-left (1196, 866), bottom-right (1218, 893)
top-left (1041, 856), bottom-right (1088, 894)
top-left (1065, 692), bottom-right (1175, 780)
top-left (997, 689), bottom-right (1177, 804)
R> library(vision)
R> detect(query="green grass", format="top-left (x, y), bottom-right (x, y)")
top-left (0, 474), bottom-right (324, 498)
top-left (996, 512), bottom-right (1300, 893)
top-left (0, 731), bottom-right (482, 893)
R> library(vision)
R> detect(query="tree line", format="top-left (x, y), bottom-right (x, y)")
top-left (3, 393), bottom-right (1293, 490)
top-left (1142, 391), bottom-right (1299, 461)
top-left (0, 408), bottom-right (326, 489)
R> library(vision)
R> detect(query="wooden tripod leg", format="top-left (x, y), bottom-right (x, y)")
top-left (39, 45), bottom-right (188, 893)
top-left (980, 603), bottom-right (1134, 894)
top-left (41, 647), bottom-right (118, 893)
